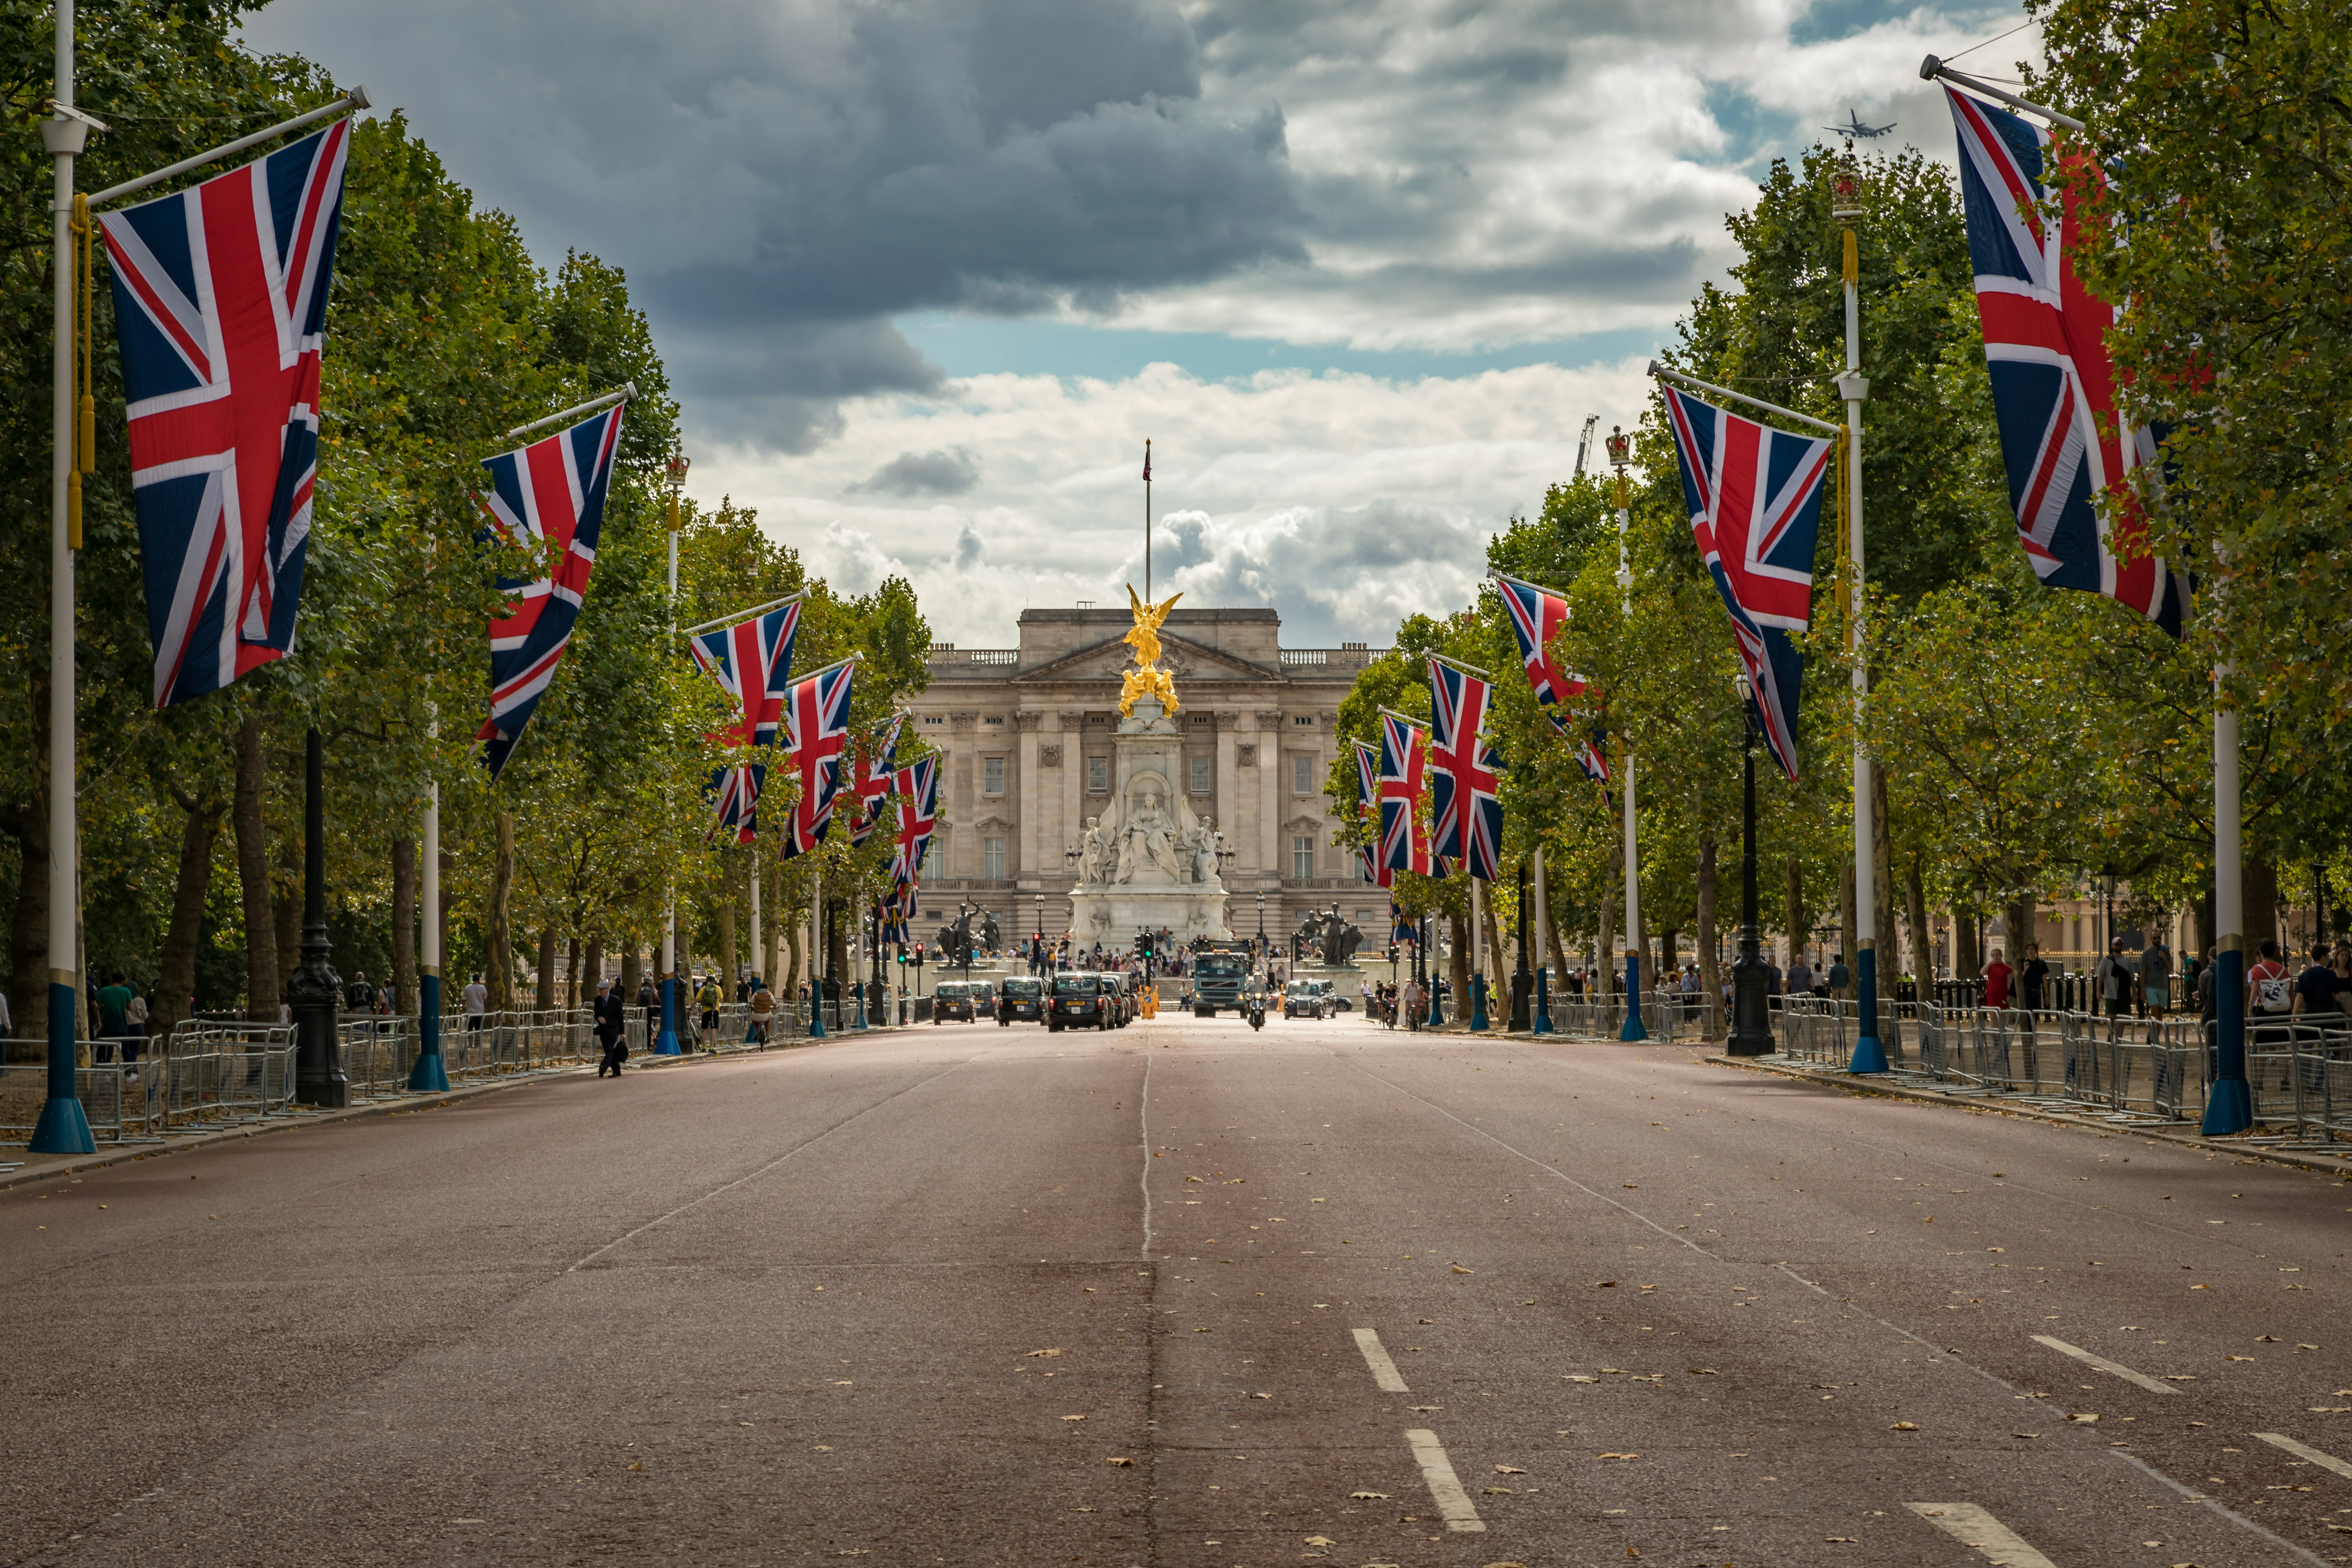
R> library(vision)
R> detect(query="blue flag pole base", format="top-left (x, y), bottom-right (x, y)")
top-left (408, 974), bottom-right (448, 1091)
top-left (809, 1000), bottom-right (828, 1040)
top-left (2200, 1077), bottom-right (2252, 1137)
top-left (1617, 954), bottom-right (1647, 1041)
top-left (654, 980), bottom-right (681, 1055)
top-left (1847, 1035), bottom-right (1889, 1074)
top-left (406, 1051), bottom-right (450, 1092)
top-left (1532, 968), bottom-right (1553, 1035)
top-left (1469, 973), bottom-right (1489, 1032)
top-left (29, 1095), bottom-right (94, 1156)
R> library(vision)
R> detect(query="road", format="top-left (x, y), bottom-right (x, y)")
top-left (5, 1008), bottom-right (2350, 1567)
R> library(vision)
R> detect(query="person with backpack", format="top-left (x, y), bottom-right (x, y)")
top-left (748, 978), bottom-right (775, 1048)
top-left (2096, 939), bottom-right (2136, 1022)
top-left (696, 972), bottom-right (722, 1051)
top-left (594, 980), bottom-right (629, 1077)
top-left (2247, 938), bottom-right (2293, 1020)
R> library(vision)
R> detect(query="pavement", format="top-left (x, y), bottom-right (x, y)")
top-left (5, 1010), bottom-right (2351, 1567)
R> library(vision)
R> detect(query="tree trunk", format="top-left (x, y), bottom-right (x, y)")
top-left (1447, 908), bottom-right (1470, 1024)
top-left (718, 880), bottom-right (738, 993)
top-left (784, 920), bottom-right (802, 998)
top-left (1954, 902), bottom-right (1981, 982)
top-left (827, 899), bottom-right (850, 998)
top-left (1904, 853), bottom-right (1932, 982)
top-left (564, 934), bottom-right (581, 1010)
top-left (1480, 889), bottom-right (1506, 1003)
top-left (534, 925), bottom-right (556, 1010)
top-left (1783, 855), bottom-right (1804, 968)
top-left (1695, 833), bottom-right (1721, 1042)
top-left (155, 790), bottom-right (225, 1038)
top-left (1837, 860), bottom-right (1857, 995)
top-left (271, 840), bottom-right (300, 1009)
top-left (487, 810), bottom-right (516, 1010)
top-left (2245, 855), bottom-right (2278, 956)
top-left (437, 849), bottom-right (454, 990)
top-left (1596, 833), bottom-right (1619, 1002)
top-left (390, 835), bottom-right (416, 1017)
top-left (2001, 896), bottom-right (2030, 973)
top-left (1872, 772), bottom-right (1898, 987)
top-left (231, 712), bottom-right (278, 1023)
top-left (581, 933), bottom-right (601, 1008)
top-left (6, 802), bottom-right (51, 1043)
top-left (1657, 926), bottom-right (1678, 987)
top-left (618, 941), bottom-right (641, 1007)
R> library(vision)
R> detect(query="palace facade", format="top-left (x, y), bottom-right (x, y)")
top-left (907, 606), bottom-right (1390, 946)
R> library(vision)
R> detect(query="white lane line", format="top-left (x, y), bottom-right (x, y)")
top-left (1353, 1328), bottom-right (1409, 1392)
top-left (1903, 1504), bottom-right (2057, 1568)
top-left (2253, 1431), bottom-right (2352, 1480)
top-left (2108, 1448), bottom-right (2334, 1567)
top-left (1138, 1053), bottom-right (1155, 1259)
top-left (1404, 1429), bottom-right (1484, 1532)
top-left (2030, 1334), bottom-right (2183, 1395)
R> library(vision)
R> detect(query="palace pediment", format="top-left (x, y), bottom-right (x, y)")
top-left (1016, 630), bottom-right (1282, 685)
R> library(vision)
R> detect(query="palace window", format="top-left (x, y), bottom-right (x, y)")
top-left (1087, 756), bottom-right (1108, 794)
top-left (1293, 714), bottom-right (1312, 726)
top-left (922, 715), bottom-right (944, 726)
top-left (983, 756), bottom-right (1005, 794)
top-left (1292, 836), bottom-right (1316, 880)
top-left (1292, 754), bottom-right (1315, 794)
top-left (983, 837), bottom-right (1006, 880)
top-left (922, 838), bottom-right (944, 880)
top-left (983, 715), bottom-right (1005, 726)
top-left (1190, 755), bottom-right (1211, 794)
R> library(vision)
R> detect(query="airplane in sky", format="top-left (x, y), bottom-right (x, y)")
top-left (1825, 108), bottom-right (1896, 139)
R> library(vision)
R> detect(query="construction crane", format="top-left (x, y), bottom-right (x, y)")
top-left (1573, 414), bottom-right (1601, 479)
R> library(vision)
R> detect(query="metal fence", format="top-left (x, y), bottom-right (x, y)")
top-left (0, 1020), bottom-right (304, 1142)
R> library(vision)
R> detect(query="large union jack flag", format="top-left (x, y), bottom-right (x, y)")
top-left (473, 401), bottom-right (629, 780)
top-left (891, 755), bottom-right (939, 897)
top-left (1662, 383), bottom-right (1829, 782)
top-left (689, 598), bottom-right (800, 750)
top-left (1376, 711), bottom-right (1436, 878)
top-left (1492, 571), bottom-right (1610, 784)
top-left (99, 120), bottom-right (351, 709)
top-left (1945, 86), bottom-right (2186, 636)
top-left (849, 713), bottom-right (905, 847)
top-left (1427, 659), bottom-right (1504, 882)
top-left (1351, 740), bottom-right (1391, 888)
top-left (709, 761), bottom-right (764, 846)
top-left (777, 656), bottom-right (858, 858)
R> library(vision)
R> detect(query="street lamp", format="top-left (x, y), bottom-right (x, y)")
top-left (1510, 855), bottom-right (1533, 1032)
top-left (1256, 889), bottom-right (1266, 956)
top-left (1605, 424), bottom-right (1645, 1043)
top-left (1728, 672), bottom-right (1774, 1056)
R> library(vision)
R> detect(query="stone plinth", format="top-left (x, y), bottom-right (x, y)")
top-left (1067, 699), bottom-right (1231, 943)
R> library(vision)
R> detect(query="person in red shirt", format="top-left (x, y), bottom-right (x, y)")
top-left (1982, 949), bottom-right (2013, 1009)
top-left (2246, 938), bottom-right (2292, 1018)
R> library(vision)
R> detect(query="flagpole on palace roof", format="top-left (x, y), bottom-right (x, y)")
top-left (1833, 148), bottom-right (1890, 1075)
top-left (29, 1), bottom-right (95, 1153)
top-left (1143, 439), bottom-right (1153, 602)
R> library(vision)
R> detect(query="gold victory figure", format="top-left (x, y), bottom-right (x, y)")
top-left (1119, 586), bottom-right (1182, 717)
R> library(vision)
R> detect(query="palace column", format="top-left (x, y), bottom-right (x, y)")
top-left (1016, 711), bottom-right (1041, 881)
top-left (1214, 710), bottom-right (1240, 858)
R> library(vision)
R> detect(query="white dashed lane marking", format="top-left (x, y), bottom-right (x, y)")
top-left (2029, 1334), bottom-right (2183, 1395)
top-left (1352, 1328), bottom-right (1409, 1392)
top-left (2253, 1430), bottom-right (2352, 1481)
top-left (1404, 1429), bottom-right (1484, 1532)
top-left (1904, 1503), bottom-right (2057, 1568)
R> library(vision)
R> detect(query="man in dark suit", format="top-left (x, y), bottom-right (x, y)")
top-left (595, 980), bottom-right (629, 1077)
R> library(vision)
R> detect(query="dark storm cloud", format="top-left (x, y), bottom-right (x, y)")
top-left (850, 446), bottom-right (984, 498)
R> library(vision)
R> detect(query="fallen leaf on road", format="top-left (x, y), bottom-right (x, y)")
top-left (1686, 1368), bottom-right (1717, 1375)
top-left (1563, 1375), bottom-right (1598, 1383)
top-left (1987, 1247), bottom-right (2005, 1253)
top-left (2069, 1413), bottom-right (2101, 1423)
top-left (1105, 1457), bottom-right (1134, 1467)
top-left (1027, 1349), bottom-right (1062, 1358)
top-left (1825, 1538), bottom-right (1857, 1543)
top-left (1494, 1465), bottom-right (1526, 1474)
top-left (2012, 1432), bottom-right (2040, 1439)
top-left (1594, 1452), bottom-right (1639, 1460)
top-left (1452, 1266), bottom-right (1476, 1274)
top-left (1062, 1415), bottom-right (1086, 1421)
top-left (625, 1461), bottom-right (643, 1471)
top-left (2163, 1376), bottom-right (2197, 1382)
top-left (1184, 1175), bottom-right (1204, 1182)
top-left (1251, 1392), bottom-right (1272, 1399)
top-left (1348, 1491), bottom-right (1389, 1499)
top-left (1482, 1486), bottom-right (1514, 1495)
top-left (2227, 1355), bottom-right (2254, 1362)
top-left (2191, 1283), bottom-right (2212, 1289)
top-left (1594, 1280), bottom-right (1618, 1288)
top-left (2256, 1335), bottom-right (2278, 1342)
top-left (1921, 1216), bottom-right (1934, 1223)
top-left (1622, 1183), bottom-right (1638, 1189)
top-left (1889, 1422), bottom-right (1918, 1432)
top-left (1302, 1536), bottom-right (1333, 1546)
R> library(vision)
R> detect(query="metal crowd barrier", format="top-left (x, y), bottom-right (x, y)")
top-left (0, 1052), bottom-right (131, 1142)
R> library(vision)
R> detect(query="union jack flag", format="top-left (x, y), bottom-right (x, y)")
top-left (891, 755), bottom-right (939, 895)
top-left (1390, 899), bottom-right (1417, 946)
top-left (474, 402), bottom-right (630, 780)
top-left (1376, 711), bottom-right (1435, 878)
top-left (849, 713), bottom-right (905, 847)
top-left (1351, 740), bottom-right (1391, 888)
top-left (1492, 571), bottom-right (1610, 783)
top-left (688, 598), bottom-right (800, 750)
top-left (1427, 659), bottom-right (1504, 882)
top-left (1945, 86), bottom-right (2186, 636)
top-left (778, 656), bottom-right (858, 858)
top-left (878, 898), bottom-right (908, 948)
top-left (1661, 383), bottom-right (1829, 782)
top-left (99, 120), bottom-right (351, 709)
top-left (709, 761), bottom-right (764, 846)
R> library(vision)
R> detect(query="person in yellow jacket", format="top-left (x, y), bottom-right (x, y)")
top-left (696, 974), bottom-right (722, 1051)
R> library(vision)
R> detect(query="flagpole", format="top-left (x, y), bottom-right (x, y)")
top-left (1606, 432), bottom-right (1646, 1042)
top-left (2201, 663), bottom-right (2252, 1133)
top-left (809, 866), bottom-right (827, 1038)
top-left (749, 839), bottom-right (762, 994)
top-left (1143, 438), bottom-right (1153, 602)
top-left (1531, 846), bottom-right (1554, 1034)
top-left (1468, 876), bottom-right (1489, 1031)
top-left (656, 454), bottom-right (684, 1055)
top-left (30, 3), bottom-right (93, 1154)
top-left (1835, 155), bottom-right (1889, 1075)
top-left (408, 708), bottom-right (450, 1090)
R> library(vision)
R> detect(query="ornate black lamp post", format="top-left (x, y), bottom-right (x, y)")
top-left (1510, 856), bottom-right (1533, 1031)
top-left (1728, 674), bottom-right (1775, 1057)
top-left (288, 727), bottom-right (351, 1105)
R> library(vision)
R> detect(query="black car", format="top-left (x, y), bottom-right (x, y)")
top-left (998, 975), bottom-right (1044, 1025)
top-left (1048, 971), bottom-right (1107, 1031)
top-left (933, 981), bottom-right (979, 1023)
top-left (1098, 973), bottom-right (1130, 1027)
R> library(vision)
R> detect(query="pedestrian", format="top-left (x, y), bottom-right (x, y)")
top-left (2291, 945), bottom-right (2340, 1019)
top-left (94, 970), bottom-right (132, 1064)
top-left (2096, 939), bottom-right (2135, 1023)
top-left (2019, 942), bottom-right (2049, 1018)
top-left (749, 977), bottom-right (775, 1046)
top-left (0, 986), bottom-right (10, 1036)
top-left (1826, 952), bottom-right (1849, 1000)
top-left (345, 969), bottom-right (376, 1014)
top-left (1785, 953), bottom-right (1813, 997)
top-left (2332, 941), bottom-right (2352, 1020)
top-left (1982, 948), bottom-right (2013, 1010)
top-left (2141, 934), bottom-right (2173, 1017)
top-left (696, 971), bottom-right (722, 1051)
top-left (2247, 938), bottom-right (2292, 1020)
top-left (122, 983), bottom-right (149, 1071)
top-left (594, 980), bottom-right (628, 1077)
top-left (462, 972), bottom-right (489, 1034)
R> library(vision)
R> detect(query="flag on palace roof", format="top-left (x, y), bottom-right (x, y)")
top-left (474, 400), bottom-right (629, 780)
top-left (1944, 85), bottom-right (2187, 637)
top-left (100, 119), bottom-right (352, 708)
top-left (1661, 382), bottom-right (1828, 782)
top-left (1427, 659), bottom-right (1503, 883)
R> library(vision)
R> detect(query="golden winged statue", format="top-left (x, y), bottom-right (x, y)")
top-left (1119, 585), bottom-right (1183, 717)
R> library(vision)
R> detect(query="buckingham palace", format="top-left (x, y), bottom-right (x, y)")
top-left (907, 606), bottom-right (1390, 945)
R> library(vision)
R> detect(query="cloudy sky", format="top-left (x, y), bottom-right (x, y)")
top-left (243, 0), bottom-right (2035, 647)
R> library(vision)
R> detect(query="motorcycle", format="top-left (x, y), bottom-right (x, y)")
top-left (1247, 991), bottom-right (1266, 1031)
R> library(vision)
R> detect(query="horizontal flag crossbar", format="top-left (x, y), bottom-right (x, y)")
top-left (1919, 56), bottom-right (2084, 132)
top-left (679, 593), bottom-right (804, 639)
top-left (1430, 653), bottom-right (1493, 679)
top-left (507, 382), bottom-right (637, 440)
top-left (1377, 706), bottom-right (1426, 728)
top-left (1647, 361), bottom-right (1841, 436)
top-left (90, 88), bottom-right (371, 210)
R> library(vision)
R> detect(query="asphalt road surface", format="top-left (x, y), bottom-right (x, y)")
top-left (7, 1008), bottom-right (2352, 1567)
